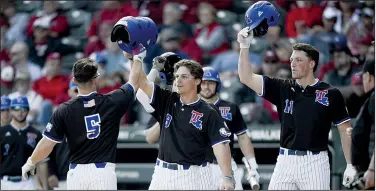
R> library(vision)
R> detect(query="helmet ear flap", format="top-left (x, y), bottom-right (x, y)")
top-left (253, 18), bottom-right (269, 37)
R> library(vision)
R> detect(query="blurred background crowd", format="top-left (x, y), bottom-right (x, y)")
top-left (1, 0), bottom-right (374, 126)
top-left (0, 0), bottom-right (375, 189)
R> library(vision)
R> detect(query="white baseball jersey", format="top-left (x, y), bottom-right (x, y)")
top-left (268, 148), bottom-right (330, 190)
top-left (210, 158), bottom-right (244, 190)
top-left (66, 163), bottom-right (117, 190)
top-left (149, 158), bottom-right (216, 190)
top-left (1, 176), bottom-right (35, 190)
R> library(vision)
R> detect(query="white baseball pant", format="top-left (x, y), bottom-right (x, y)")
top-left (66, 162), bottom-right (117, 190)
top-left (211, 158), bottom-right (244, 190)
top-left (268, 148), bottom-right (330, 190)
top-left (1, 176), bottom-right (35, 190)
top-left (149, 158), bottom-right (216, 190)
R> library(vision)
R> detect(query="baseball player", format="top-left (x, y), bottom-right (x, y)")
top-left (1, 96), bottom-right (47, 190)
top-left (1, 96), bottom-right (12, 127)
top-left (21, 57), bottom-right (140, 189)
top-left (132, 56), bottom-right (235, 189)
top-left (237, 1), bottom-right (357, 189)
top-left (200, 67), bottom-right (260, 190)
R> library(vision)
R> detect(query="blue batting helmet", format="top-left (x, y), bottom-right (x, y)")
top-left (1, 96), bottom-right (11, 111)
top-left (110, 16), bottom-right (158, 55)
top-left (10, 96), bottom-right (29, 110)
top-left (245, 1), bottom-right (280, 37)
top-left (202, 67), bottom-right (221, 92)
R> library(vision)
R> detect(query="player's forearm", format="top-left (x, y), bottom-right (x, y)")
top-left (37, 161), bottom-right (49, 189)
top-left (338, 126), bottom-right (353, 164)
top-left (213, 143), bottom-right (232, 176)
top-left (145, 123), bottom-right (161, 144)
top-left (238, 134), bottom-right (256, 159)
top-left (128, 59), bottom-right (143, 91)
top-left (238, 48), bottom-right (253, 84)
top-left (30, 137), bottom-right (56, 164)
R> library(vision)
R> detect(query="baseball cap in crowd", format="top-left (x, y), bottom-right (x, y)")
top-left (323, 7), bottom-right (340, 20)
top-left (263, 50), bottom-right (279, 63)
top-left (1, 96), bottom-right (11, 111)
top-left (10, 96), bottom-right (30, 110)
top-left (363, 59), bottom-right (375, 76)
top-left (89, 52), bottom-right (107, 65)
top-left (33, 17), bottom-right (51, 29)
top-left (69, 79), bottom-right (78, 90)
top-left (46, 52), bottom-right (61, 60)
top-left (361, 7), bottom-right (374, 18)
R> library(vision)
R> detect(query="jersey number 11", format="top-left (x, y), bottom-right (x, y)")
top-left (84, 114), bottom-right (101, 139)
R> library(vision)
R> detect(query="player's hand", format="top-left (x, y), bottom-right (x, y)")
top-left (134, 51), bottom-right (147, 63)
top-left (22, 157), bottom-right (36, 180)
top-left (48, 175), bottom-right (59, 189)
top-left (342, 164), bottom-right (357, 187)
top-left (364, 169), bottom-right (375, 189)
top-left (220, 176), bottom-right (235, 190)
top-left (237, 27), bottom-right (254, 49)
top-left (152, 56), bottom-right (166, 72)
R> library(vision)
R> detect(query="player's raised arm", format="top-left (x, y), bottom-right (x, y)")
top-left (237, 29), bottom-right (263, 95)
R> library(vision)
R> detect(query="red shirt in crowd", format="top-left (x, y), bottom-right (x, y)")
top-left (84, 40), bottom-right (106, 57)
top-left (285, 5), bottom-right (324, 38)
top-left (26, 14), bottom-right (69, 38)
top-left (32, 75), bottom-right (70, 105)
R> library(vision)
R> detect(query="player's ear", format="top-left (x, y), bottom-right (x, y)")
top-left (195, 79), bottom-right (201, 86)
top-left (309, 60), bottom-right (315, 70)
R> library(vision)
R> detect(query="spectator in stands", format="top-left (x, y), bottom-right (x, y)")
top-left (261, 50), bottom-right (280, 77)
top-left (347, 7), bottom-right (374, 57)
top-left (356, 35), bottom-right (374, 65)
top-left (144, 27), bottom-right (190, 72)
top-left (0, 15), bottom-right (10, 67)
top-left (276, 64), bottom-right (292, 79)
top-left (84, 21), bottom-right (112, 57)
top-left (194, 2), bottom-right (229, 60)
top-left (366, 42), bottom-right (375, 61)
top-left (298, 6), bottom-right (341, 66)
top-left (346, 72), bottom-right (370, 118)
top-left (323, 44), bottom-right (359, 99)
top-left (0, 65), bottom-right (14, 96)
top-left (210, 39), bottom-right (262, 79)
top-left (32, 52), bottom-right (69, 126)
top-left (26, 1), bottom-right (69, 38)
top-left (99, 38), bottom-right (129, 75)
top-left (87, 1), bottom-right (137, 43)
top-left (27, 17), bottom-right (76, 67)
top-left (160, 2), bottom-right (193, 38)
top-left (8, 69), bottom-right (43, 124)
top-left (0, 96), bottom-right (12, 127)
top-left (285, 1), bottom-right (324, 38)
top-left (273, 38), bottom-right (293, 65)
top-left (2, 2), bottom-right (29, 47)
top-left (351, 60), bottom-right (375, 173)
top-left (10, 42), bottom-right (41, 82)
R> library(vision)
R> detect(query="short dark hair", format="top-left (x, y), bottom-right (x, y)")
top-left (174, 59), bottom-right (203, 93)
top-left (292, 43), bottom-right (320, 72)
top-left (72, 58), bottom-right (99, 83)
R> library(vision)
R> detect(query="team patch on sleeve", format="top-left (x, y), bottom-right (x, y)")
top-left (220, 122), bottom-right (232, 137)
top-left (190, 110), bottom-right (204, 130)
top-left (219, 107), bottom-right (232, 121)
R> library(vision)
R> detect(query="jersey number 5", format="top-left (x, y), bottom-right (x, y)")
top-left (84, 114), bottom-right (101, 139)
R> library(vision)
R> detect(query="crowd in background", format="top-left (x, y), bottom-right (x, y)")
top-left (0, 0), bottom-right (375, 189)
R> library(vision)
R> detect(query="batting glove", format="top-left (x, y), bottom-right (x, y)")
top-left (152, 56), bottom-right (166, 72)
top-left (343, 164), bottom-right (357, 187)
top-left (133, 50), bottom-right (147, 63)
top-left (221, 175), bottom-right (235, 190)
top-left (22, 157), bottom-right (36, 180)
top-left (237, 27), bottom-right (254, 49)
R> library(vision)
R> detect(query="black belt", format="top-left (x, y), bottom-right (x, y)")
top-left (156, 159), bottom-right (208, 170)
top-left (279, 148), bottom-right (320, 156)
top-left (69, 162), bottom-right (107, 169)
top-left (1, 176), bottom-right (22, 182)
